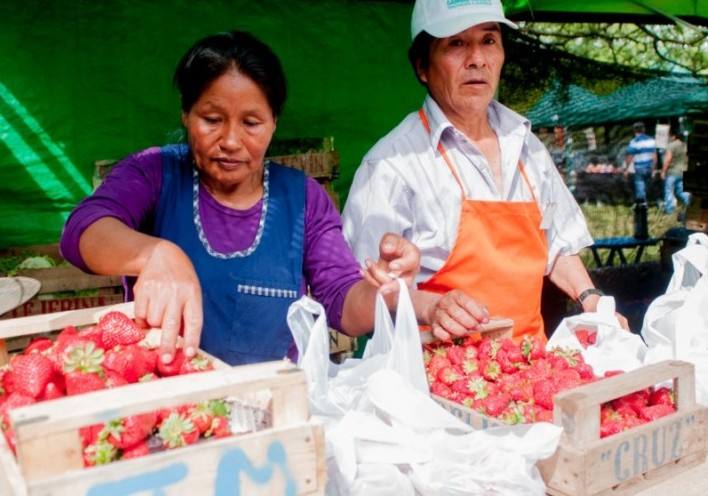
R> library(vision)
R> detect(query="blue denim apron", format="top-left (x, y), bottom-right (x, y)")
top-left (153, 144), bottom-right (305, 365)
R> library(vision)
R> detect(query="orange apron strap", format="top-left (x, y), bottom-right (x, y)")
top-left (517, 161), bottom-right (538, 203)
top-left (418, 108), bottom-right (465, 200)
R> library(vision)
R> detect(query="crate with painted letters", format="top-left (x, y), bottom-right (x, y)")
top-left (434, 360), bottom-right (707, 496)
top-left (0, 303), bottom-right (325, 495)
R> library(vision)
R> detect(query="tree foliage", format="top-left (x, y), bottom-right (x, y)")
top-left (518, 22), bottom-right (707, 77)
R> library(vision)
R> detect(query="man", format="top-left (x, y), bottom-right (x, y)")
top-left (624, 121), bottom-right (658, 204)
top-left (343, 0), bottom-right (627, 341)
top-left (660, 129), bottom-right (690, 219)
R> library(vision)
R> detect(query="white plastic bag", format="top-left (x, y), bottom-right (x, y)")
top-left (642, 233), bottom-right (708, 403)
top-left (548, 296), bottom-right (646, 375)
top-left (288, 280), bottom-right (562, 495)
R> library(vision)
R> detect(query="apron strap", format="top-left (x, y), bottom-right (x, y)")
top-left (418, 107), bottom-right (538, 204)
top-left (418, 108), bottom-right (466, 200)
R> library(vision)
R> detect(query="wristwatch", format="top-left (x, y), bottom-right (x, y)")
top-left (577, 288), bottom-right (605, 305)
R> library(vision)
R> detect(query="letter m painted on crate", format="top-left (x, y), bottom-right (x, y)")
top-left (215, 441), bottom-right (298, 496)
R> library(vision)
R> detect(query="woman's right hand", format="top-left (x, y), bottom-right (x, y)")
top-left (426, 289), bottom-right (489, 342)
top-left (133, 241), bottom-right (203, 364)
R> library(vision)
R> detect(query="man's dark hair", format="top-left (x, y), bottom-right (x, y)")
top-left (632, 122), bottom-right (645, 134)
top-left (174, 30), bottom-right (286, 117)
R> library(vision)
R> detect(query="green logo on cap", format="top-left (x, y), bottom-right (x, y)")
top-left (447, 0), bottom-right (492, 7)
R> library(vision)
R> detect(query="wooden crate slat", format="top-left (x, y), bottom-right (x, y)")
top-left (12, 361), bottom-right (304, 443)
top-left (14, 423), bottom-right (324, 496)
top-left (16, 266), bottom-right (122, 294)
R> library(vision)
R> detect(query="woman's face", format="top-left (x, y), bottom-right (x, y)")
top-left (182, 67), bottom-right (276, 189)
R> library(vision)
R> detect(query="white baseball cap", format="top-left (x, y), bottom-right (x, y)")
top-left (411, 0), bottom-right (518, 40)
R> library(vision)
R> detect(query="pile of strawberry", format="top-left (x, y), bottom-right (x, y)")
top-left (424, 335), bottom-right (676, 437)
top-left (0, 311), bottom-right (231, 466)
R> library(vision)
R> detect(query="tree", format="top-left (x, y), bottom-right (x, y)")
top-left (519, 22), bottom-right (707, 77)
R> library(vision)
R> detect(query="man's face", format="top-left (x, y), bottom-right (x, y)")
top-left (419, 22), bottom-right (504, 119)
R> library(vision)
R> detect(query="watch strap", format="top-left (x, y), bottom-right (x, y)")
top-left (577, 288), bottom-right (605, 304)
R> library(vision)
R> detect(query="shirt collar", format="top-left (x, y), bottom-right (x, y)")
top-left (421, 95), bottom-right (531, 150)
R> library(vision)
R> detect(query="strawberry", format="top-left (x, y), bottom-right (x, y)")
top-left (478, 338), bottom-right (501, 360)
top-left (482, 392), bottom-right (511, 417)
top-left (446, 346), bottom-right (466, 366)
top-left (604, 370), bottom-right (624, 378)
top-left (80, 423), bottom-right (104, 447)
top-left (179, 354), bottom-right (214, 375)
top-left (63, 342), bottom-right (106, 396)
top-left (105, 370), bottom-right (129, 389)
top-left (466, 377), bottom-right (490, 400)
top-left (533, 380), bottom-right (556, 410)
top-left (638, 404), bottom-right (675, 422)
top-left (157, 349), bottom-right (186, 377)
top-left (521, 336), bottom-right (545, 362)
top-left (190, 400), bottom-right (229, 435)
top-left (99, 312), bottom-right (144, 349)
top-left (428, 352), bottom-right (452, 377)
top-left (77, 325), bottom-right (105, 350)
top-left (554, 369), bottom-right (583, 392)
top-left (495, 350), bottom-right (519, 374)
top-left (24, 337), bottom-right (53, 355)
top-left (601, 419), bottom-right (624, 438)
top-left (158, 412), bottom-right (199, 448)
top-left (649, 387), bottom-right (674, 407)
top-left (8, 354), bottom-right (54, 398)
top-left (575, 328), bottom-right (597, 349)
top-left (83, 440), bottom-right (118, 467)
top-left (611, 390), bottom-right (649, 416)
top-left (103, 412), bottom-right (157, 450)
top-left (575, 363), bottom-right (596, 380)
top-left (437, 366), bottom-right (461, 385)
top-left (482, 360), bottom-right (501, 381)
top-left (463, 346), bottom-right (478, 360)
top-left (122, 441), bottom-right (150, 459)
top-left (139, 373), bottom-right (158, 382)
top-left (39, 378), bottom-right (65, 400)
top-left (430, 382), bottom-right (453, 399)
top-left (461, 358), bottom-right (479, 375)
top-left (55, 326), bottom-right (79, 350)
top-left (207, 415), bottom-right (231, 438)
top-left (104, 345), bottom-right (152, 383)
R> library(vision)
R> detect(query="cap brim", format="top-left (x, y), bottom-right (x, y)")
top-left (422, 15), bottom-right (517, 39)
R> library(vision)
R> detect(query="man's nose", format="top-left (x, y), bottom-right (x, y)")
top-left (464, 44), bottom-right (486, 68)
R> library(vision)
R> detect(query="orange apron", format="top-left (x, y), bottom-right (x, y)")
top-left (417, 108), bottom-right (548, 341)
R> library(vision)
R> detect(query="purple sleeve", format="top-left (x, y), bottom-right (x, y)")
top-left (303, 177), bottom-right (363, 331)
top-left (59, 147), bottom-right (163, 273)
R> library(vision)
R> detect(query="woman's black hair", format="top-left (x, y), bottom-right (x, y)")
top-left (173, 31), bottom-right (286, 117)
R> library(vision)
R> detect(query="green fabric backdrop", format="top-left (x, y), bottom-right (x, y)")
top-left (0, 0), bottom-right (424, 247)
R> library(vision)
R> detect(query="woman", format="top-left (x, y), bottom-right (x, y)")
top-left (60, 31), bottom-right (419, 366)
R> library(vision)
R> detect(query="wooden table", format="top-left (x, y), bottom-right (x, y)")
top-left (589, 236), bottom-right (661, 267)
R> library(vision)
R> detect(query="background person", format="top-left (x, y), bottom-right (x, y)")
top-left (624, 121), bottom-right (658, 204)
top-left (660, 130), bottom-right (690, 219)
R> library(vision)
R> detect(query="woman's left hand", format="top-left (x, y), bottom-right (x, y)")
top-left (360, 232), bottom-right (420, 295)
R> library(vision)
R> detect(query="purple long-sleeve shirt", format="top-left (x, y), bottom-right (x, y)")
top-left (60, 147), bottom-right (362, 330)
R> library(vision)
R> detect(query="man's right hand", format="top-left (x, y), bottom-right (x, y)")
top-left (133, 241), bottom-right (203, 364)
top-left (425, 289), bottom-right (489, 342)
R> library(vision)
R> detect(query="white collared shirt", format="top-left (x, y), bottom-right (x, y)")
top-left (342, 96), bottom-right (593, 282)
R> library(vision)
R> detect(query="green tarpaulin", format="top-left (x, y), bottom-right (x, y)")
top-left (504, 0), bottom-right (708, 24)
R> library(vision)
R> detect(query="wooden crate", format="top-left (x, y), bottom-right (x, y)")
top-left (685, 193), bottom-right (708, 233)
top-left (433, 360), bottom-right (707, 496)
top-left (268, 151), bottom-right (339, 181)
top-left (0, 304), bottom-right (326, 495)
top-left (0, 244), bottom-right (124, 321)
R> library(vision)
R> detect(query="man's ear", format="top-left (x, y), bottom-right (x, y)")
top-left (416, 60), bottom-right (428, 84)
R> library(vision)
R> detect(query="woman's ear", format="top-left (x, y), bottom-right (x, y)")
top-left (181, 112), bottom-right (188, 128)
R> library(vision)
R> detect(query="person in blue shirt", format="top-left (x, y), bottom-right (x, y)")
top-left (624, 122), bottom-right (657, 203)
